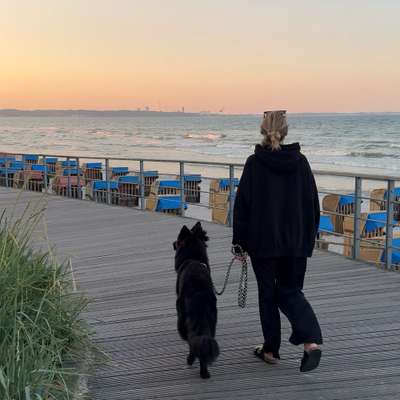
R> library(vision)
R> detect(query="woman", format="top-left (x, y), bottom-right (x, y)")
top-left (233, 110), bottom-right (322, 372)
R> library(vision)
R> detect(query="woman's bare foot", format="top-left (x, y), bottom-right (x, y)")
top-left (304, 343), bottom-right (320, 352)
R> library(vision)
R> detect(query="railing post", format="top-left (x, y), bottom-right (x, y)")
top-left (76, 157), bottom-right (80, 199)
top-left (228, 165), bottom-right (235, 227)
top-left (139, 160), bottom-right (145, 210)
top-left (4, 159), bottom-right (8, 188)
top-left (67, 157), bottom-right (71, 198)
top-left (385, 179), bottom-right (395, 270)
top-left (41, 155), bottom-right (48, 193)
top-left (352, 176), bottom-right (362, 259)
top-left (105, 158), bottom-right (111, 205)
top-left (179, 161), bottom-right (185, 217)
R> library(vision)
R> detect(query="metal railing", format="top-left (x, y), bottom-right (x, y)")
top-left (1, 150), bottom-right (399, 270)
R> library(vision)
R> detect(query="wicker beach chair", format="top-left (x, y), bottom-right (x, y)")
top-left (317, 214), bottom-right (334, 250)
top-left (118, 175), bottom-right (139, 207)
top-left (83, 162), bottom-right (103, 183)
top-left (52, 175), bottom-right (84, 198)
top-left (174, 174), bottom-right (202, 203)
top-left (370, 187), bottom-right (400, 220)
top-left (41, 157), bottom-right (58, 175)
top-left (322, 194), bottom-right (355, 234)
top-left (0, 161), bottom-right (23, 187)
top-left (343, 211), bottom-right (396, 256)
top-left (22, 154), bottom-right (39, 166)
top-left (13, 165), bottom-right (47, 192)
top-left (143, 171), bottom-right (159, 197)
top-left (209, 178), bottom-right (239, 225)
top-left (111, 167), bottom-right (130, 179)
top-left (55, 160), bottom-right (78, 176)
top-left (91, 180), bottom-right (119, 204)
top-left (146, 180), bottom-right (187, 214)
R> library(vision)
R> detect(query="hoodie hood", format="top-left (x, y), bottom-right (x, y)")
top-left (254, 143), bottom-right (302, 173)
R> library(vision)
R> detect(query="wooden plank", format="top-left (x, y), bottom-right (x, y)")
top-left (1, 187), bottom-right (399, 400)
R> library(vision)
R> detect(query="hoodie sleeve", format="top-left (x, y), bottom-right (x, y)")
top-left (302, 155), bottom-right (320, 235)
top-left (311, 172), bottom-right (320, 234)
top-left (232, 158), bottom-right (252, 251)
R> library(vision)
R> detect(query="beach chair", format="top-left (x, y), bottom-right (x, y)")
top-left (317, 214), bottom-right (334, 250)
top-left (111, 167), bottom-right (130, 179)
top-left (175, 174), bottom-right (202, 203)
top-left (143, 171), bottom-right (159, 197)
top-left (52, 176), bottom-right (84, 198)
top-left (209, 178), bottom-right (239, 225)
top-left (370, 187), bottom-right (400, 221)
top-left (343, 211), bottom-right (396, 256)
top-left (41, 157), bottom-right (58, 175)
top-left (146, 180), bottom-right (187, 214)
top-left (0, 161), bottom-right (23, 187)
top-left (322, 194), bottom-right (355, 234)
top-left (83, 162), bottom-right (103, 183)
top-left (13, 166), bottom-right (46, 192)
top-left (91, 180), bottom-right (119, 204)
top-left (22, 154), bottom-right (39, 166)
top-left (118, 175), bottom-right (139, 207)
top-left (55, 160), bottom-right (78, 176)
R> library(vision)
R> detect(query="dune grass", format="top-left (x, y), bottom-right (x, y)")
top-left (0, 203), bottom-right (94, 399)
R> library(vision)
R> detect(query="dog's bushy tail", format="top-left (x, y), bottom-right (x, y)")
top-left (189, 335), bottom-right (219, 364)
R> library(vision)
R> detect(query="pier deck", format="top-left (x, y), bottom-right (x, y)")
top-left (1, 187), bottom-right (399, 400)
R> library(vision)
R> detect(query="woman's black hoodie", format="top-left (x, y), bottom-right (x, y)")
top-left (232, 143), bottom-right (320, 258)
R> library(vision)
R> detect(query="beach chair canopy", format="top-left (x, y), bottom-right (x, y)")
top-left (159, 180), bottom-right (180, 189)
top-left (43, 157), bottom-right (58, 164)
top-left (319, 215), bottom-right (334, 233)
top-left (0, 167), bottom-right (19, 175)
top-left (383, 187), bottom-right (400, 199)
top-left (219, 178), bottom-right (240, 189)
top-left (118, 175), bottom-right (139, 184)
top-left (112, 166), bottom-right (129, 174)
top-left (61, 160), bottom-right (78, 167)
top-left (380, 238), bottom-right (400, 264)
top-left (183, 174), bottom-right (202, 182)
top-left (338, 194), bottom-right (355, 205)
top-left (92, 180), bottom-right (119, 190)
top-left (143, 170), bottom-right (158, 177)
top-left (364, 212), bottom-right (395, 233)
top-left (63, 168), bottom-right (83, 176)
top-left (10, 161), bottom-right (24, 170)
top-left (0, 156), bottom-right (16, 166)
top-left (31, 165), bottom-right (48, 173)
top-left (156, 196), bottom-right (188, 211)
top-left (86, 162), bottom-right (103, 169)
top-left (22, 154), bottom-right (39, 162)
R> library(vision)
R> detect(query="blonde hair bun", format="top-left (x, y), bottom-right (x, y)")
top-left (261, 110), bottom-right (288, 151)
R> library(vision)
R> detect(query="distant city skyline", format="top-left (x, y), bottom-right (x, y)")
top-left (1, 0), bottom-right (399, 113)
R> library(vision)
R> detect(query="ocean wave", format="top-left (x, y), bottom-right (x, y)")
top-left (184, 132), bottom-right (220, 141)
top-left (348, 151), bottom-right (399, 158)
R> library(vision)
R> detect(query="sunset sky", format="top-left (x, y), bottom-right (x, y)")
top-left (1, 0), bottom-right (399, 113)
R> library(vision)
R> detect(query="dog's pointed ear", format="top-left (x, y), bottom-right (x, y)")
top-left (192, 221), bottom-right (209, 242)
top-left (178, 225), bottom-right (191, 240)
top-left (191, 221), bottom-right (202, 232)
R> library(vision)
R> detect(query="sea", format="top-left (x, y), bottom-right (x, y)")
top-left (1, 112), bottom-right (399, 191)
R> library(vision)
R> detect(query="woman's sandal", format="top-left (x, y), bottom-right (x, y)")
top-left (300, 348), bottom-right (322, 372)
top-left (254, 346), bottom-right (279, 365)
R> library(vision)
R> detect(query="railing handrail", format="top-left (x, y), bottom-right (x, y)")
top-left (2, 151), bottom-right (400, 181)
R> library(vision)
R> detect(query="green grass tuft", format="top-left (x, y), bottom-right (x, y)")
top-left (0, 204), bottom-right (94, 400)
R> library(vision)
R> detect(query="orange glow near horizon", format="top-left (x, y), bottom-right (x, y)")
top-left (1, 0), bottom-right (400, 113)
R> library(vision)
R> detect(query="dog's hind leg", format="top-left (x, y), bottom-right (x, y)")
top-left (200, 360), bottom-right (210, 379)
top-left (187, 351), bottom-right (196, 365)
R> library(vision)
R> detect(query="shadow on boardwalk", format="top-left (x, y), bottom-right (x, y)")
top-left (1, 188), bottom-right (400, 400)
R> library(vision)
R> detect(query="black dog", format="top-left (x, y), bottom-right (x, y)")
top-left (173, 221), bottom-right (219, 379)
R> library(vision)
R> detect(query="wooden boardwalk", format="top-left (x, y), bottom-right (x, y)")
top-left (1, 187), bottom-right (400, 400)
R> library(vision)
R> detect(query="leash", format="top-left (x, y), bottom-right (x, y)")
top-left (210, 245), bottom-right (248, 308)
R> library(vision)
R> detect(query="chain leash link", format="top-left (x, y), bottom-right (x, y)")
top-left (211, 244), bottom-right (248, 308)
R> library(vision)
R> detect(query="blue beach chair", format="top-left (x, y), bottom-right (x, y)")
top-left (146, 179), bottom-right (187, 214)
top-left (92, 180), bottom-right (119, 204)
top-left (209, 178), bottom-right (239, 225)
top-left (322, 193), bottom-right (356, 233)
top-left (118, 175), bottom-right (139, 207)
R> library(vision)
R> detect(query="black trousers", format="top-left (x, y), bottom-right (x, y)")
top-left (251, 257), bottom-right (322, 358)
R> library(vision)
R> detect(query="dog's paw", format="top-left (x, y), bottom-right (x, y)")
top-left (200, 370), bottom-right (210, 379)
